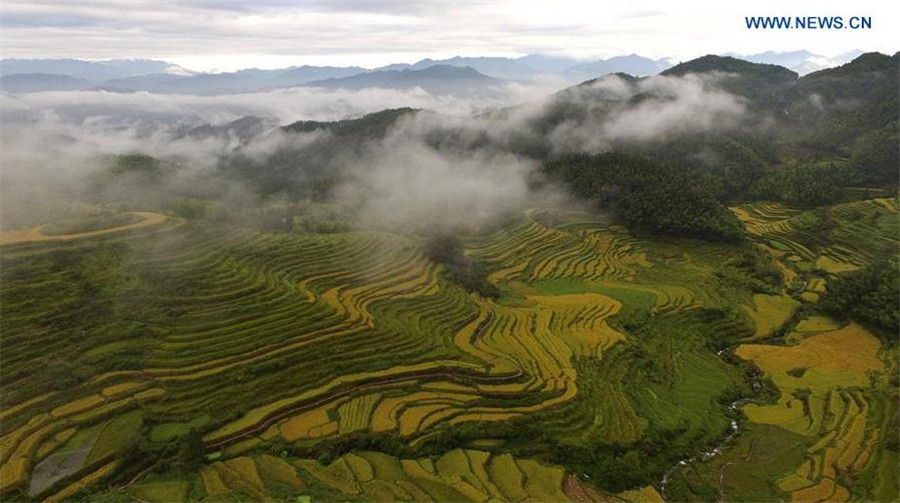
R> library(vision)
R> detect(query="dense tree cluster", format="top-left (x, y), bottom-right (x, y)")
top-left (715, 245), bottom-right (785, 294)
top-left (820, 260), bottom-right (900, 340)
top-left (779, 53), bottom-right (899, 157)
top-left (283, 107), bottom-right (418, 137)
top-left (635, 133), bottom-right (778, 201)
top-left (423, 235), bottom-right (499, 298)
top-left (850, 129), bottom-right (900, 186)
top-left (661, 55), bottom-right (798, 101)
top-left (749, 162), bottom-right (845, 206)
top-left (541, 152), bottom-right (745, 242)
top-left (109, 153), bottom-right (162, 174)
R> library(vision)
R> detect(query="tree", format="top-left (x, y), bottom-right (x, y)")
top-left (423, 235), bottom-right (499, 298)
top-left (820, 260), bottom-right (900, 341)
top-left (177, 429), bottom-right (206, 470)
top-left (541, 152), bottom-right (745, 242)
top-left (850, 130), bottom-right (900, 185)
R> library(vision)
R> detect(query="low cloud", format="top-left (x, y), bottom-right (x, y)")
top-left (602, 73), bottom-right (745, 141)
top-left (337, 122), bottom-right (540, 231)
top-left (544, 72), bottom-right (746, 152)
top-left (1, 72), bottom-right (747, 231)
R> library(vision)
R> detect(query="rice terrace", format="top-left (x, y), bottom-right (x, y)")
top-left (2, 186), bottom-right (898, 501)
top-left (0, 3), bottom-right (899, 502)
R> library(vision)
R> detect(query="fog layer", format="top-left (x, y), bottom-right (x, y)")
top-left (0, 73), bottom-right (748, 231)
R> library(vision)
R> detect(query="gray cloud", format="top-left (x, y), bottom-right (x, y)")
top-left (0, 13), bottom-right (100, 27)
top-left (3, 1), bottom-right (893, 71)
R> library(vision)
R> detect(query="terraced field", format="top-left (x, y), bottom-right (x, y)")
top-left (726, 321), bottom-right (891, 503)
top-left (733, 198), bottom-right (899, 290)
top-left (1, 198), bottom-right (897, 502)
top-left (0, 212), bottom-right (170, 247)
top-left (660, 198), bottom-right (900, 502)
top-left (125, 448), bottom-right (664, 503)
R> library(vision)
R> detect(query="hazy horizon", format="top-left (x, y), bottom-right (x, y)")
top-left (0, 48), bottom-right (882, 74)
top-left (1, 0), bottom-right (896, 72)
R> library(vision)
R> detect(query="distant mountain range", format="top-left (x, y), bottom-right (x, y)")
top-left (0, 73), bottom-right (93, 93)
top-left (724, 50), bottom-right (864, 76)
top-left (0, 58), bottom-right (191, 81)
top-left (302, 65), bottom-right (502, 95)
top-left (0, 50), bottom-right (867, 95)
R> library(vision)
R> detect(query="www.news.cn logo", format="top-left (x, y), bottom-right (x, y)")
top-left (745, 16), bottom-right (872, 29)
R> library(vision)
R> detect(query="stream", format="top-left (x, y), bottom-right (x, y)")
top-left (659, 401), bottom-right (745, 493)
top-left (659, 347), bottom-right (763, 498)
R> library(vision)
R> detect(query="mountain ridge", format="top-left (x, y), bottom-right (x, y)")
top-left (0, 51), bottom-right (883, 95)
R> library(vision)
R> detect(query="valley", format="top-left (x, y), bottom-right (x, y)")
top-left (1, 47), bottom-right (897, 502)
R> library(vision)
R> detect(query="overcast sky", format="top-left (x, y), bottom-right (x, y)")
top-left (1, 0), bottom-right (896, 72)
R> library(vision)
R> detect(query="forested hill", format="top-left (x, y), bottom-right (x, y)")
top-left (774, 52), bottom-right (899, 164)
top-left (282, 108), bottom-right (420, 138)
top-left (113, 52), bottom-right (897, 243)
top-left (534, 51), bottom-right (898, 240)
top-left (661, 54), bottom-right (799, 99)
top-left (662, 54), bottom-right (798, 78)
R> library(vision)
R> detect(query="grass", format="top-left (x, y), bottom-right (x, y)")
top-left (150, 414), bottom-right (211, 443)
top-left (793, 316), bottom-right (842, 334)
top-left (129, 481), bottom-right (190, 503)
top-left (668, 423), bottom-right (810, 502)
top-left (742, 293), bottom-right (800, 340)
top-left (815, 255), bottom-right (859, 273)
top-left (86, 410), bottom-right (143, 465)
top-left (618, 486), bottom-right (665, 502)
top-left (875, 450), bottom-right (900, 503)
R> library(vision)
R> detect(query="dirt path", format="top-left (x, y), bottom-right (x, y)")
top-left (0, 211), bottom-right (167, 246)
top-left (718, 462), bottom-right (733, 503)
top-left (563, 474), bottom-right (593, 503)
